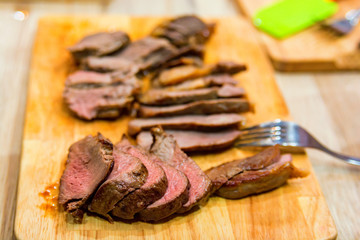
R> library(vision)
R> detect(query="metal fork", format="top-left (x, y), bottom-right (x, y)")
top-left (321, 8), bottom-right (360, 35)
top-left (235, 119), bottom-right (360, 166)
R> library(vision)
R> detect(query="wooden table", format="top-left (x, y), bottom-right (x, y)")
top-left (0, 1), bottom-right (359, 239)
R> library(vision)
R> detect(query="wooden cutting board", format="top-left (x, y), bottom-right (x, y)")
top-left (236, 0), bottom-right (360, 71)
top-left (14, 16), bottom-right (336, 239)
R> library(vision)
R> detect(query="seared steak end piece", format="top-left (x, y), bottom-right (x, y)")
top-left (205, 145), bottom-right (281, 193)
top-left (216, 154), bottom-right (309, 199)
top-left (58, 133), bottom-right (114, 222)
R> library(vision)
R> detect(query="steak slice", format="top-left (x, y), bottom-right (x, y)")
top-left (85, 37), bottom-right (178, 73)
top-left (128, 114), bottom-right (245, 136)
top-left (63, 85), bottom-right (134, 120)
top-left (139, 85), bottom-right (245, 106)
top-left (58, 133), bottom-right (113, 223)
top-left (150, 128), bottom-right (212, 212)
top-left (151, 15), bottom-right (214, 47)
top-left (155, 62), bottom-right (246, 86)
top-left (162, 74), bottom-right (238, 92)
top-left (217, 84), bottom-right (245, 98)
top-left (138, 154), bottom-right (189, 221)
top-left (205, 145), bottom-right (281, 193)
top-left (137, 129), bottom-right (242, 152)
top-left (68, 31), bottom-right (130, 63)
top-left (111, 136), bottom-right (168, 219)
top-left (88, 146), bottom-right (148, 221)
top-left (138, 98), bottom-right (250, 118)
top-left (138, 88), bottom-right (218, 106)
top-left (216, 154), bottom-right (308, 199)
top-left (66, 70), bottom-right (140, 90)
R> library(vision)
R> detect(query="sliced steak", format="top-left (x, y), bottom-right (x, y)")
top-left (68, 31), bottom-right (130, 63)
top-left (162, 74), bottom-right (238, 92)
top-left (58, 133), bottom-right (113, 223)
top-left (63, 85), bottom-right (134, 120)
top-left (155, 62), bottom-right (246, 86)
top-left (111, 136), bottom-right (168, 219)
top-left (217, 84), bottom-right (245, 98)
top-left (150, 128), bottom-right (212, 212)
top-left (138, 154), bottom-right (189, 221)
top-left (139, 85), bottom-right (245, 106)
top-left (85, 37), bottom-right (178, 73)
top-left (151, 15), bottom-right (214, 47)
top-left (138, 88), bottom-right (218, 106)
top-left (66, 70), bottom-right (140, 90)
top-left (216, 154), bottom-right (308, 199)
top-left (128, 114), bottom-right (245, 136)
top-left (137, 129), bottom-right (242, 152)
top-left (205, 145), bottom-right (281, 193)
top-left (138, 98), bottom-right (250, 118)
top-left (88, 146), bottom-right (148, 221)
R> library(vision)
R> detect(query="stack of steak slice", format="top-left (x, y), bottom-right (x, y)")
top-left (132, 60), bottom-right (250, 152)
top-left (64, 16), bottom-right (217, 121)
top-left (58, 133), bottom-right (308, 223)
top-left (63, 70), bottom-right (139, 120)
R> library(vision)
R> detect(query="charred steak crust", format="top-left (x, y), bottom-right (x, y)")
top-left (216, 154), bottom-right (295, 199)
top-left (128, 114), bottom-right (245, 136)
top-left (150, 128), bottom-right (212, 213)
top-left (205, 145), bottom-right (281, 193)
top-left (111, 136), bottom-right (168, 219)
top-left (137, 159), bottom-right (190, 222)
top-left (88, 147), bottom-right (148, 221)
top-left (138, 98), bottom-right (250, 118)
top-left (58, 133), bottom-right (113, 222)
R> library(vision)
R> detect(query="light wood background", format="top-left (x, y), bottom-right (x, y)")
top-left (0, 0), bottom-right (359, 239)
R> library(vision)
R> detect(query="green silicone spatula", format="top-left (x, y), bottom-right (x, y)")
top-left (253, 0), bottom-right (338, 39)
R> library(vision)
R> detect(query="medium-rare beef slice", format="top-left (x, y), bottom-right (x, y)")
top-left (63, 85), bottom-right (134, 120)
top-left (138, 98), bottom-right (250, 118)
top-left (138, 88), bottom-right (218, 106)
top-left (205, 145), bottom-right (281, 193)
top-left (88, 146), bottom-right (148, 221)
top-left (162, 74), bottom-right (238, 92)
top-left (216, 154), bottom-right (308, 199)
top-left (111, 136), bottom-right (168, 219)
top-left (128, 114), bottom-right (245, 136)
top-left (217, 84), bottom-right (245, 98)
top-left (137, 128), bottom-right (242, 152)
top-left (155, 62), bottom-right (246, 87)
top-left (150, 128), bottom-right (212, 212)
top-left (138, 153), bottom-right (189, 221)
top-left (65, 70), bottom-right (141, 91)
top-left (68, 31), bottom-right (130, 63)
top-left (58, 133), bottom-right (113, 223)
top-left (139, 85), bottom-right (245, 106)
top-left (151, 15), bottom-right (214, 47)
top-left (85, 37), bottom-right (178, 73)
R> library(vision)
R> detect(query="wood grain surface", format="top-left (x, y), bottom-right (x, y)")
top-left (14, 16), bottom-right (336, 240)
top-left (235, 0), bottom-right (360, 71)
top-left (1, 1), bottom-right (360, 240)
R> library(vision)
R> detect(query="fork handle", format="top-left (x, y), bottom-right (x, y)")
top-left (313, 144), bottom-right (360, 166)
